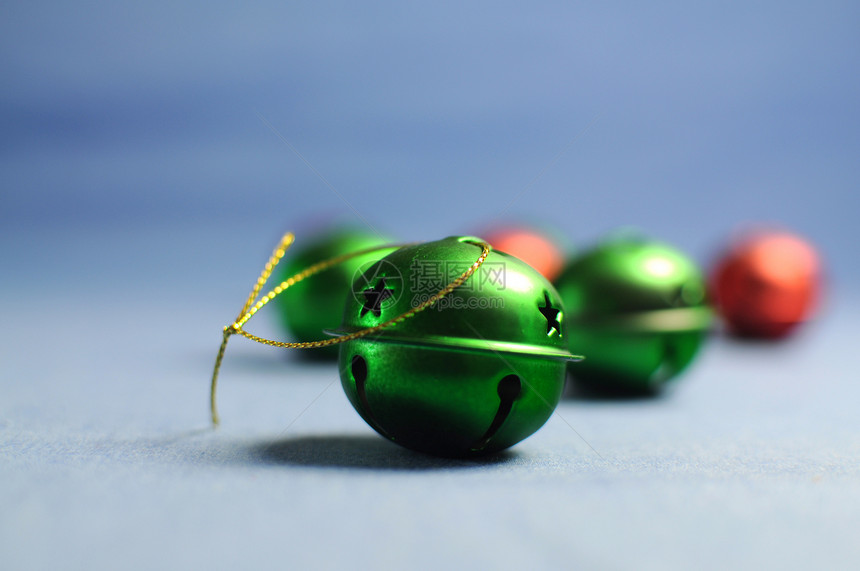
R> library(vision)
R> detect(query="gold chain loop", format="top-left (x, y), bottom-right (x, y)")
top-left (210, 233), bottom-right (491, 425)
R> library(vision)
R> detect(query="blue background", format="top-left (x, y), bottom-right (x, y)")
top-left (2, 1), bottom-right (858, 282)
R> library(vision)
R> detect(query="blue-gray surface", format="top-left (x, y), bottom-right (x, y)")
top-left (1, 224), bottom-right (859, 570)
top-left (2, 2), bottom-right (859, 569)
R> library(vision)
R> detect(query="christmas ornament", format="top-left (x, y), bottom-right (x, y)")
top-left (711, 230), bottom-right (821, 338)
top-left (480, 225), bottom-right (566, 282)
top-left (555, 236), bottom-right (710, 393)
top-left (210, 233), bottom-right (580, 457)
top-left (333, 235), bottom-right (578, 457)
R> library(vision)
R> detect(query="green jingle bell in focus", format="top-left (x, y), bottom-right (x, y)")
top-left (331, 236), bottom-right (580, 457)
top-left (554, 236), bottom-right (711, 394)
top-left (273, 225), bottom-right (393, 359)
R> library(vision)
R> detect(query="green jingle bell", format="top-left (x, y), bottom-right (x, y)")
top-left (554, 236), bottom-right (711, 394)
top-left (273, 225), bottom-right (393, 359)
top-left (331, 236), bottom-right (579, 457)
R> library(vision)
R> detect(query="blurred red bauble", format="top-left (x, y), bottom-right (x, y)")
top-left (710, 231), bottom-right (822, 338)
top-left (481, 227), bottom-right (566, 282)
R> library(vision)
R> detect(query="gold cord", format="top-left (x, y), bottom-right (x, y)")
top-left (210, 233), bottom-right (491, 425)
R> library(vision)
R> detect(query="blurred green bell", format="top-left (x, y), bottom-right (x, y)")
top-left (332, 236), bottom-right (579, 457)
top-left (554, 236), bottom-right (711, 394)
top-left (273, 226), bottom-right (394, 359)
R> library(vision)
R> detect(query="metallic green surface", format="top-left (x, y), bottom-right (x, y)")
top-left (274, 226), bottom-right (393, 359)
top-left (554, 237), bottom-right (711, 393)
top-left (334, 236), bottom-right (576, 457)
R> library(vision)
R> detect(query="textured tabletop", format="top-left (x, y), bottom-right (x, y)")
top-left (1, 226), bottom-right (858, 571)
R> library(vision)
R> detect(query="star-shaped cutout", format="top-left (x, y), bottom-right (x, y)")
top-left (361, 278), bottom-right (394, 318)
top-left (538, 291), bottom-right (562, 337)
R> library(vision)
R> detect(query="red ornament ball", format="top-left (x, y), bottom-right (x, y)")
top-left (481, 227), bottom-right (566, 282)
top-left (710, 231), bottom-right (821, 338)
